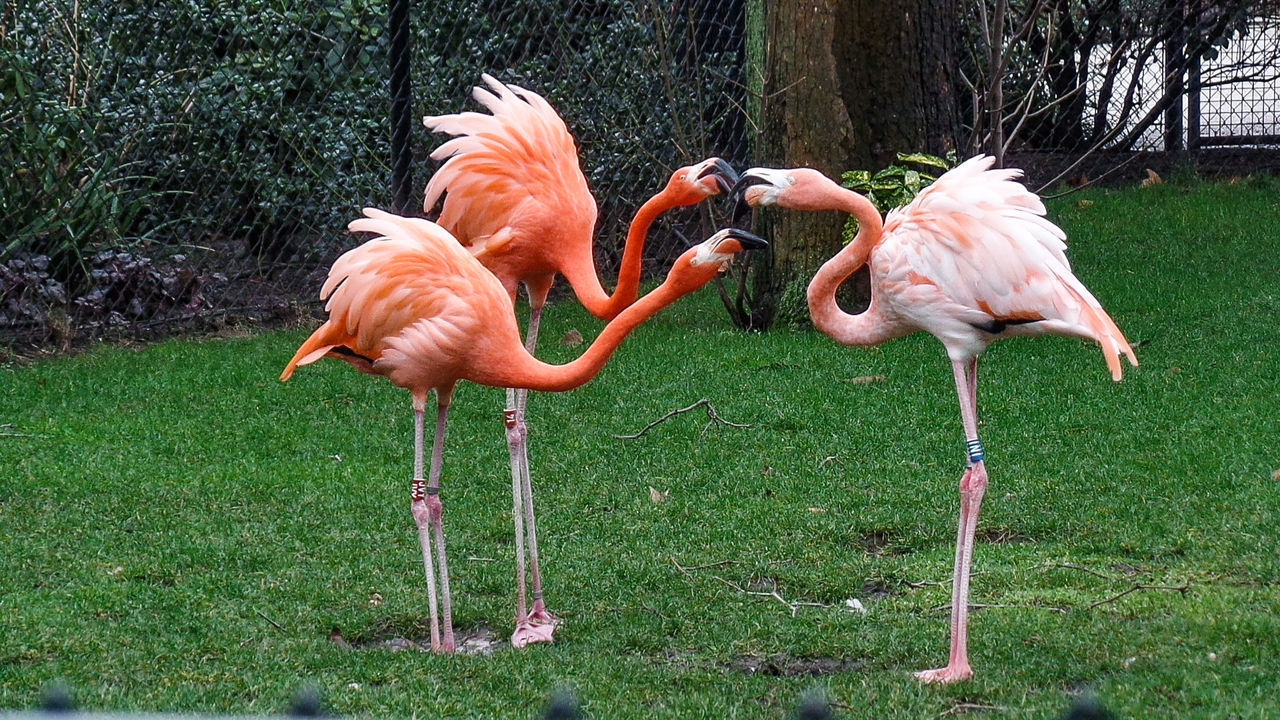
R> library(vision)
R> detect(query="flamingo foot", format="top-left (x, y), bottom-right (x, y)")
top-left (528, 598), bottom-right (559, 627)
top-left (914, 663), bottom-right (973, 684)
top-left (510, 617), bottom-right (556, 648)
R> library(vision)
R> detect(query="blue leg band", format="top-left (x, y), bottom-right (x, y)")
top-left (966, 439), bottom-right (985, 464)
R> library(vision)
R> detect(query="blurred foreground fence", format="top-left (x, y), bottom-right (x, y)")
top-left (3, 0), bottom-right (1280, 353)
top-left (2, 684), bottom-right (1115, 720)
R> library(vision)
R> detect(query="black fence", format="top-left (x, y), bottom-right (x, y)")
top-left (1, 0), bottom-right (746, 352)
top-left (4, 684), bottom-right (1115, 720)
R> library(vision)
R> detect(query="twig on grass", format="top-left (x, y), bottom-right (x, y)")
top-left (935, 702), bottom-right (1008, 718)
top-left (929, 602), bottom-right (1068, 615)
top-left (613, 398), bottom-right (750, 439)
top-left (712, 576), bottom-right (833, 618)
top-left (255, 609), bottom-right (286, 631)
top-left (1035, 561), bottom-right (1119, 581)
top-left (0, 423), bottom-right (45, 439)
top-left (670, 556), bottom-right (738, 583)
top-left (1087, 583), bottom-right (1190, 610)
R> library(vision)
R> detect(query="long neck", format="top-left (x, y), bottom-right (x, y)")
top-left (805, 187), bottom-right (898, 347)
top-left (563, 190), bottom-right (672, 321)
top-left (481, 271), bottom-right (693, 393)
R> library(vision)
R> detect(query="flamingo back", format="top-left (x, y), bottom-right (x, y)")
top-left (880, 156), bottom-right (1136, 379)
top-left (281, 209), bottom-right (520, 393)
top-left (423, 75), bottom-right (597, 279)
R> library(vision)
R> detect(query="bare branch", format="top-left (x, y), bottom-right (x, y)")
top-left (1087, 583), bottom-right (1190, 610)
top-left (613, 398), bottom-right (751, 440)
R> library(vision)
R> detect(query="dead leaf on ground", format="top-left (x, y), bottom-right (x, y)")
top-left (561, 329), bottom-right (583, 347)
top-left (368, 592), bottom-right (383, 607)
top-left (841, 375), bottom-right (885, 385)
top-left (649, 486), bottom-right (670, 504)
top-left (1077, 199), bottom-right (1095, 208)
top-left (1141, 168), bottom-right (1164, 187)
top-left (1271, 468), bottom-right (1280, 481)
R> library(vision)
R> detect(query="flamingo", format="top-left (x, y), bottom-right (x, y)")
top-left (732, 155), bottom-right (1137, 683)
top-left (281, 207), bottom-right (765, 653)
top-left (422, 73), bottom-right (738, 646)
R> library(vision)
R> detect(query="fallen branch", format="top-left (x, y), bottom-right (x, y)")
top-left (613, 398), bottom-right (750, 440)
top-left (935, 702), bottom-right (1008, 718)
top-left (1036, 561), bottom-right (1120, 582)
top-left (255, 608), bottom-right (286, 631)
top-left (713, 575), bottom-right (832, 618)
top-left (1087, 583), bottom-right (1190, 610)
top-left (930, 602), bottom-right (1067, 615)
top-left (0, 423), bottom-right (44, 439)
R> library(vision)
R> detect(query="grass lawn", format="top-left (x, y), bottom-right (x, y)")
top-left (2, 178), bottom-right (1278, 719)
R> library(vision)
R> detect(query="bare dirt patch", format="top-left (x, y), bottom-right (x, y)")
top-left (328, 624), bottom-right (505, 656)
top-left (730, 654), bottom-right (864, 677)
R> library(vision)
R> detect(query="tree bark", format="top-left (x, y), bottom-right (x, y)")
top-left (740, 0), bottom-right (959, 328)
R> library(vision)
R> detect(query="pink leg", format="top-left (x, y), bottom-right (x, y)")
top-left (508, 307), bottom-right (557, 648)
top-left (916, 359), bottom-right (988, 684)
top-left (409, 398), bottom-right (441, 651)
top-left (411, 392), bottom-right (456, 653)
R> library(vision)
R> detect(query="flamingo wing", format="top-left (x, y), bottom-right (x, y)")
top-left (282, 209), bottom-right (519, 390)
top-left (423, 75), bottom-right (597, 270)
top-left (879, 156), bottom-right (1136, 379)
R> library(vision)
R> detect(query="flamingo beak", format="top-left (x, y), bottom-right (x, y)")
top-left (696, 158), bottom-right (740, 195)
top-left (729, 172), bottom-right (771, 221)
top-left (716, 227), bottom-right (768, 252)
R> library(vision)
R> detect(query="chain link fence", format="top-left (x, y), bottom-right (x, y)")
top-left (4, 0), bottom-right (1280, 354)
top-left (1, 0), bottom-right (746, 353)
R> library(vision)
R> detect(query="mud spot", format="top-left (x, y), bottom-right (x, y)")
top-left (328, 624), bottom-right (506, 655)
top-left (857, 530), bottom-right (894, 555)
top-left (860, 579), bottom-right (896, 601)
top-left (731, 654), bottom-right (864, 677)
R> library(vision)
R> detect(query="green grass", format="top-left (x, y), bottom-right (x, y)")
top-left (2, 177), bottom-right (1279, 719)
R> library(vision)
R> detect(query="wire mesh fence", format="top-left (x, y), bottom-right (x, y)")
top-left (1, 0), bottom-right (747, 352)
top-left (3, 0), bottom-right (1280, 354)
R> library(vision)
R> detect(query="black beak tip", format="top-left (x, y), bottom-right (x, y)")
top-left (699, 157), bottom-right (740, 195)
top-left (724, 227), bottom-right (768, 251)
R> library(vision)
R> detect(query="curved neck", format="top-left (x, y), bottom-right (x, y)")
top-left (482, 272), bottom-right (690, 392)
top-left (805, 187), bottom-right (898, 347)
top-left (563, 190), bottom-right (673, 321)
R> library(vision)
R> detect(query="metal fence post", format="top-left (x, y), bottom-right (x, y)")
top-left (389, 0), bottom-right (414, 214)
top-left (1163, 0), bottom-right (1185, 151)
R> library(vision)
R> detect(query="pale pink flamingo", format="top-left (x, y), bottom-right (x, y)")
top-left (733, 155), bottom-right (1137, 683)
top-left (423, 73), bottom-right (737, 646)
top-left (281, 208), bottom-right (764, 653)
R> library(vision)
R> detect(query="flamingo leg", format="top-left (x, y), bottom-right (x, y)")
top-left (916, 358), bottom-right (988, 684)
top-left (410, 398), bottom-right (441, 651)
top-left (413, 393), bottom-right (456, 653)
top-left (508, 306), bottom-right (557, 648)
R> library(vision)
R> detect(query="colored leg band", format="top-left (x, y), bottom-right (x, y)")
top-left (412, 479), bottom-right (426, 501)
top-left (966, 439), bottom-right (985, 464)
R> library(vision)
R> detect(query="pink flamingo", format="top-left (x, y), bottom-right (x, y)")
top-left (282, 208), bottom-right (764, 653)
top-left (733, 155), bottom-right (1137, 683)
top-left (423, 74), bottom-right (737, 646)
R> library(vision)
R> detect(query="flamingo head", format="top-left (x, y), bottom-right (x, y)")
top-left (662, 157), bottom-right (740, 206)
top-left (730, 167), bottom-right (842, 213)
top-left (665, 227), bottom-right (767, 288)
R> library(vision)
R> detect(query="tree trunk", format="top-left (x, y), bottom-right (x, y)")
top-left (739, 0), bottom-right (959, 329)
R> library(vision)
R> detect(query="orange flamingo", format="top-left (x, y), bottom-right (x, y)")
top-left (733, 155), bottom-right (1137, 683)
top-left (423, 74), bottom-right (738, 646)
top-left (281, 208), bottom-right (764, 653)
